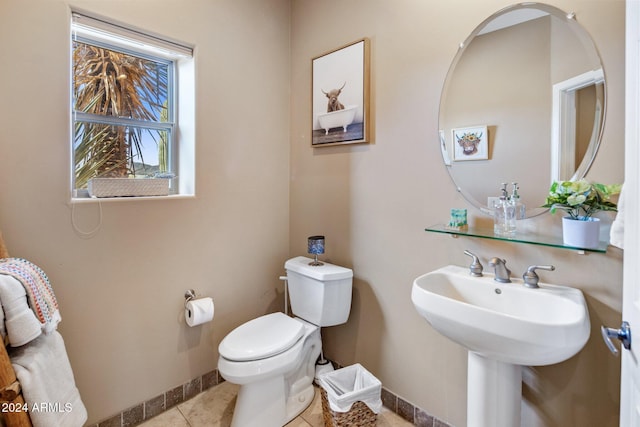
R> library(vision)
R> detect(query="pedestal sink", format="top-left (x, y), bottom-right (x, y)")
top-left (411, 265), bottom-right (590, 427)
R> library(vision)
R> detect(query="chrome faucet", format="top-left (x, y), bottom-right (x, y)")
top-left (488, 257), bottom-right (511, 283)
top-left (522, 265), bottom-right (555, 288)
top-left (463, 250), bottom-right (483, 277)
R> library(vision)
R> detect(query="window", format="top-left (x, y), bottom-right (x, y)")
top-left (71, 11), bottom-right (195, 197)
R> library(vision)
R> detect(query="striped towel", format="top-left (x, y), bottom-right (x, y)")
top-left (0, 258), bottom-right (61, 333)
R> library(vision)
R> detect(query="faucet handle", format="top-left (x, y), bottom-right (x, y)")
top-left (522, 265), bottom-right (555, 288)
top-left (463, 250), bottom-right (483, 277)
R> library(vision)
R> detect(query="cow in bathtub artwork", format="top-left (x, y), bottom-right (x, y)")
top-left (311, 38), bottom-right (369, 146)
top-left (316, 82), bottom-right (358, 137)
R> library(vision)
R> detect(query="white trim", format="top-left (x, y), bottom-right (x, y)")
top-left (71, 9), bottom-right (193, 59)
top-left (70, 194), bottom-right (196, 204)
top-left (551, 69), bottom-right (605, 182)
top-left (73, 112), bottom-right (174, 132)
top-left (621, 1), bottom-right (640, 425)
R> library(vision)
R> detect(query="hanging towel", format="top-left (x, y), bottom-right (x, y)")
top-left (0, 275), bottom-right (43, 346)
top-left (610, 184), bottom-right (625, 249)
top-left (9, 331), bottom-right (87, 427)
top-left (0, 258), bottom-right (61, 335)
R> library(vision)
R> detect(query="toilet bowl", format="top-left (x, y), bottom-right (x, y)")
top-left (218, 313), bottom-right (320, 427)
top-left (217, 256), bottom-right (353, 427)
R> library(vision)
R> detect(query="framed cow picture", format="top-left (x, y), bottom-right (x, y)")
top-left (452, 126), bottom-right (489, 161)
top-left (311, 38), bottom-right (370, 147)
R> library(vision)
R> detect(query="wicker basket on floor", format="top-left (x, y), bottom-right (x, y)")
top-left (320, 388), bottom-right (377, 427)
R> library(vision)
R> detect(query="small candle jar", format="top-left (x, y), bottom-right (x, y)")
top-left (307, 235), bottom-right (325, 266)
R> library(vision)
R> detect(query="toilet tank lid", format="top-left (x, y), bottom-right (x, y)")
top-left (285, 256), bottom-right (353, 280)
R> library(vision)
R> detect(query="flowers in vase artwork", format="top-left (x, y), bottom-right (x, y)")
top-left (542, 179), bottom-right (621, 220)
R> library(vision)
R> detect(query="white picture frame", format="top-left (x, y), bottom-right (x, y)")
top-left (452, 125), bottom-right (489, 161)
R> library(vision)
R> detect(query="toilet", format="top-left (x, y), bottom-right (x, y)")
top-left (217, 256), bottom-right (353, 427)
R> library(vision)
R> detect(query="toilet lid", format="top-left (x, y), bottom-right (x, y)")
top-left (219, 312), bottom-right (305, 362)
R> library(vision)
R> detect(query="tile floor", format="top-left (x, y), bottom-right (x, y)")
top-left (138, 381), bottom-right (414, 427)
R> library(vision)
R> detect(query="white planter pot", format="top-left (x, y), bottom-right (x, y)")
top-left (562, 216), bottom-right (601, 248)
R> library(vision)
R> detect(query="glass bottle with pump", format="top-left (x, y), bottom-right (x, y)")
top-left (493, 183), bottom-right (516, 236)
top-left (510, 182), bottom-right (526, 220)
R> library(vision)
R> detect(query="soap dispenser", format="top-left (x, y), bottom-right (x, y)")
top-left (493, 183), bottom-right (516, 237)
top-left (510, 182), bottom-right (526, 220)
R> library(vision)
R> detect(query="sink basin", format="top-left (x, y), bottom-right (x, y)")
top-left (411, 264), bottom-right (590, 366)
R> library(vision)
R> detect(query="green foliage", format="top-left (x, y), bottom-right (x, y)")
top-left (542, 179), bottom-right (621, 220)
top-left (73, 41), bottom-right (168, 188)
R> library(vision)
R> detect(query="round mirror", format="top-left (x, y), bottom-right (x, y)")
top-left (439, 3), bottom-right (605, 218)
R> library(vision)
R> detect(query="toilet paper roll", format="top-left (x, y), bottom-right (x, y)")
top-left (185, 297), bottom-right (214, 327)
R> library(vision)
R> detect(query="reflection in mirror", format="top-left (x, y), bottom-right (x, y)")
top-left (552, 69), bottom-right (604, 182)
top-left (439, 3), bottom-right (605, 218)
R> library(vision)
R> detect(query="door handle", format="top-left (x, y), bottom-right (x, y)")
top-left (601, 321), bottom-right (631, 355)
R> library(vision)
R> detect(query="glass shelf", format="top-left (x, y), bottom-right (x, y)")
top-left (425, 224), bottom-right (608, 253)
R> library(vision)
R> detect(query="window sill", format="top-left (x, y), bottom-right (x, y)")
top-left (70, 194), bottom-right (195, 204)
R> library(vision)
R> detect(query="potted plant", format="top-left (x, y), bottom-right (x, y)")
top-left (542, 180), bottom-right (621, 248)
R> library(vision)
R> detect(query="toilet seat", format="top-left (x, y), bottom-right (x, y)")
top-left (219, 312), bottom-right (305, 362)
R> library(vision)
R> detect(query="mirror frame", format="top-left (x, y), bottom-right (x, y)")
top-left (438, 2), bottom-right (606, 218)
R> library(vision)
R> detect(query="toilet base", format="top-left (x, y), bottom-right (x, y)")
top-left (230, 376), bottom-right (316, 427)
top-left (285, 383), bottom-right (315, 423)
top-left (231, 376), bottom-right (286, 427)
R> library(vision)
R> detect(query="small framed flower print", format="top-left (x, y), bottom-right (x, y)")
top-left (452, 126), bottom-right (489, 161)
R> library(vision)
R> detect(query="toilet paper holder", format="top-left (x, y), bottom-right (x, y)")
top-left (184, 289), bottom-right (196, 308)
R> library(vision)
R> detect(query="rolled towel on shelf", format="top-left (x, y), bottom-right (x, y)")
top-left (0, 275), bottom-right (43, 346)
top-left (0, 258), bottom-right (61, 337)
top-left (610, 184), bottom-right (625, 249)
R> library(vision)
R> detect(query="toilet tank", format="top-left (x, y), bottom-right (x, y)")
top-left (284, 256), bottom-right (353, 327)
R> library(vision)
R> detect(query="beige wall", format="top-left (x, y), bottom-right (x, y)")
top-left (0, 0), bottom-right (291, 423)
top-left (290, 1), bottom-right (624, 426)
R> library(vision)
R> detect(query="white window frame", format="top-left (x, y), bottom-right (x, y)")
top-left (70, 10), bottom-right (195, 201)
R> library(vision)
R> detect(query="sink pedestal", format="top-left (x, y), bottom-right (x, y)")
top-left (468, 353), bottom-right (522, 427)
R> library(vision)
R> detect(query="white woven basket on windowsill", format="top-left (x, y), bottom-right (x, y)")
top-left (88, 178), bottom-right (170, 198)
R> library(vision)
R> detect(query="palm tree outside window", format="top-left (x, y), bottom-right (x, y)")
top-left (71, 12), bottom-right (193, 195)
